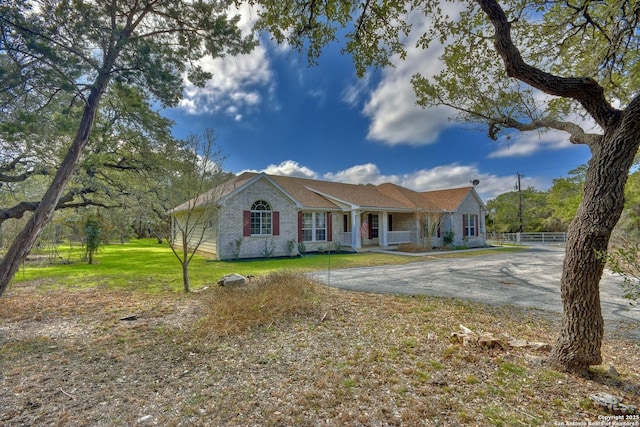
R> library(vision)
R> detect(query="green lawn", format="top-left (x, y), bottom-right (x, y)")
top-left (13, 239), bottom-right (522, 292)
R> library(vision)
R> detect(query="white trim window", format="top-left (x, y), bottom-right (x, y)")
top-left (463, 214), bottom-right (478, 237)
top-left (251, 200), bottom-right (272, 235)
top-left (302, 212), bottom-right (327, 242)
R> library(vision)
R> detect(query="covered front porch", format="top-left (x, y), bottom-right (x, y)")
top-left (334, 210), bottom-right (419, 250)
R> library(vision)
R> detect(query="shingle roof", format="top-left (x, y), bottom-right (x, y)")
top-left (268, 174), bottom-right (412, 210)
top-left (172, 171), bottom-right (479, 213)
top-left (420, 187), bottom-right (475, 211)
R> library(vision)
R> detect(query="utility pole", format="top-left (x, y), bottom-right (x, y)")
top-left (516, 172), bottom-right (523, 232)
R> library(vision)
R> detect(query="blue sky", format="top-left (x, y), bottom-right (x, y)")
top-left (163, 4), bottom-right (593, 202)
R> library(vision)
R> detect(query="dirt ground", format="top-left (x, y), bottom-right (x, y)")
top-left (1, 279), bottom-right (639, 426)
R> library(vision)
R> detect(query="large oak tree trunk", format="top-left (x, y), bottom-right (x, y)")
top-left (0, 82), bottom-right (109, 295)
top-left (547, 106), bottom-right (640, 375)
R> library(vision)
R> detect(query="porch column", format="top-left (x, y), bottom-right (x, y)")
top-left (415, 213), bottom-right (422, 246)
top-left (352, 209), bottom-right (361, 249)
top-left (380, 211), bottom-right (388, 247)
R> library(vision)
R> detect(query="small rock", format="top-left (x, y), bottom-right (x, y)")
top-left (136, 414), bottom-right (153, 423)
top-left (608, 364), bottom-right (620, 379)
top-left (590, 392), bottom-right (638, 415)
top-left (218, 273), bottom-right (248, 287)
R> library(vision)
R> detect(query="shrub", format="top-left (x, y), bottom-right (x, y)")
top-left (287, 239), bottom-right (298, 256)
top-left (443, 231), bottom-right (455, 247)
top-left (229, 237), bottom-right (243, 261)
top-left (263, 239), bottom-right (275, 258)
top-left (600, 241), bottom-right (640, 306)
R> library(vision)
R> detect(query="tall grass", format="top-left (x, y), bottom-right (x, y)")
top-left (196, 270), bottom-right (324, 336)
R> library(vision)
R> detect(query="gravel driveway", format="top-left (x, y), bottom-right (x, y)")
top-left (312, 246), bottom-right (640, 338)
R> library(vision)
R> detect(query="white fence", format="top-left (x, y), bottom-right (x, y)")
top-left (487, 232), bottom-right (567, 245)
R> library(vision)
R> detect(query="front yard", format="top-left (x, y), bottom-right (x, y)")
top-left (1, 242), bottom-right (638, 425)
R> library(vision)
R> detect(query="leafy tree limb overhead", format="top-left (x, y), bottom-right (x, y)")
top-left (253, 0), bottom-right (640, 374)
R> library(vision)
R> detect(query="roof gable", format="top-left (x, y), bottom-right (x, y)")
top-left (420, 187), bottom-right (484, 211)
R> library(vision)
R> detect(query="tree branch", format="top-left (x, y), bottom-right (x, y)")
top-left (489, 116), bottom-right (602, 148)
top-left (0, 188), bottom-right (112, 225)
top-left (475, 0), bottom-right (621, 130)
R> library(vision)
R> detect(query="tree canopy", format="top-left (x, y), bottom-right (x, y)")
top-left (252, 0), bottom-right (640, 374)
top-left (0, 0), bottom-right (256, 294)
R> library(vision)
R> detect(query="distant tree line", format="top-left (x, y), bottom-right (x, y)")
top-left (487, 164), bottom-right (640, 240)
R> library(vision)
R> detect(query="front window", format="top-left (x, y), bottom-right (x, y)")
top-left (463, 214), bottom-right (477, 237)
top-left (302, 212), bottom-right (327, 242)
top-left (251, 200), bottom-right (272, 235)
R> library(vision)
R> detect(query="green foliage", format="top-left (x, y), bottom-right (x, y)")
top-left (544, 166), bottom-right (586, 231)
top-left (230, 237), bottom-right (243, 261)
top-left (618, 170), bottom-right (640, 235)
top-left (297, 241), bottom-right (307, 255)
top-left (0, 0), bottom-right (257, 294)
top-left (254, 0), bottom-right (638, 129)
top-left (287, 238), bottom-right (298, 256)
top-left (262, 239), bottom-right (276, 259)
top-left (600, 242), bottom-right (640, 306)
top-left (487, 187), bottom-right (547, 232)
top-left (442, 231), bottom-right (455, 246)
top-left (83, 214), bottom-right (103, 265)
top-left (487, 167), bottom-right (587, 233)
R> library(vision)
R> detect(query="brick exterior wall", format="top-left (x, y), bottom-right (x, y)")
top-left (174, 176), bottom-right (486, 258)
top-left (450, 193), bottom-right (486, 248)
top-left (217, 179), bottom-right (298, 260)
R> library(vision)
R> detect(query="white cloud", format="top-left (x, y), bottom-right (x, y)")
top-left (177, 3), bottom-right (275, 118)
top-left (357, 6), bottom-right (463, 146)
top-left (242, 160), bottom-right (552, 201)
top-left (244, 160), bottom-right (319, 179)
top-left (362, 52), bottom-right (457, 146)
top-left (322, 163), bottom-right (385, 184)
top-left (341, 73), bottom-right (371, 107)
top-left (488, 129), bottom-right (573, 158)
top-left (322, 162), bottom-right (545, 201)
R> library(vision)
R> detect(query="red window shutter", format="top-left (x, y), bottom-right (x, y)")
top-left (462, 216), bottom-right (466, 237)
top-left (243, 211), bottom-right (251, 236)
top-left (327, 212), bottom-right (332, 241)
top-left (298, 212), bottom-right (303, 242)
top-left (273, 211), bottom-right (280, 236)
top-left (475, 215), bottom-right (479, 236)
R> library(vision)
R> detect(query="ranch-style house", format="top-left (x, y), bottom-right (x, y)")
top-left (171, 172), bottom-right (487, 260)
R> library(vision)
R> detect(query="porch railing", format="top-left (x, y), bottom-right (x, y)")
top-left (337, 230), bottom-right (414, 247)
top-left (387, 231), bottom-right (413, 244)
top-left (337, 232), bottom-right (353, 247)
